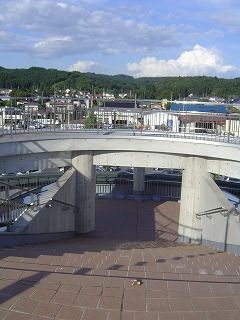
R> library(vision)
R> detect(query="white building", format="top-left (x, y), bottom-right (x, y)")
top-left (225, 118), bottom-right (240, 137)
top-left (143, 111), bottom-right (179, 131)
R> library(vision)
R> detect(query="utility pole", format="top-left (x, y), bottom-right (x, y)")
top-left (133, 93), bottom-right (137, 134)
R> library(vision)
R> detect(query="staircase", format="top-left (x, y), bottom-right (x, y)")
top-left (7, 169), bottom-right (75, 233)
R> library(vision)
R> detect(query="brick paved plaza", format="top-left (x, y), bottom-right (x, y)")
top-left (0, 199), bottom-right (240, 320)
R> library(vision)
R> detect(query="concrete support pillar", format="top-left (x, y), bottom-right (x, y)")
top-left (178, 157), bottom-right (208, 243)
top-left (72, 152), bottom-right (96, 233)
top-left (133, 167), bottom-right (145, 195)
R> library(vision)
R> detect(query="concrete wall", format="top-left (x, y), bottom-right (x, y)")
top-left (179, 161), bottom-right (240, 253)
top-left (201, 213), bottom-right (240, 254)
top-left (23, 169), bottom-right (76, 234)
top-left (94, 151), bottom-right (185, 169)
top-left (0, 232), bottom-right (74, 248)
top-left (0, 151), bottom-right (71, 174)
top-left (200, 181), bottom-right (240, 253)
top-left (1, 133), bottom-right (240, 163)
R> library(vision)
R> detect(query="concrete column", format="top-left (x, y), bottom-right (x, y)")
top-left (178, 157), bottom-right (208, 243)
top-left (133, 167), bottom-right (145, 195)
top-left (72, 152), bottom-right (96, 233)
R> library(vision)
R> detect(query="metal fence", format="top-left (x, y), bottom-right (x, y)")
top-left (96, 180), bottom-right (182, 200)
top-left (96, 174), bottom-right (182, 200)
top-left (1, 106), bottom-right (240, 144)
top-left (1, 172), bottom-right (240, 229)
top-left (0, 198), bottom-right (29, 229)
top-left (144, 180), bottom-right (181, 199)
top-left (0, 175), bottom-right (62, 228)
top-left (0, 173), bottom-right (62, 192)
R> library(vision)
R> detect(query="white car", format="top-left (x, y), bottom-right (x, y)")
top-left (225, 177), bottom-right (240, 183)
top-left (158, 169), bottom-right (182, 176)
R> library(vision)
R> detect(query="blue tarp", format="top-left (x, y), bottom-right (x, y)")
top-left (170, 103), bottom-right (228, 113)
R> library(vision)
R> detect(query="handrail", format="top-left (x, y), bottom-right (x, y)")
top-left (0, 180), bottom-right (36, 194)
top-left (196, 205), bottom-right (239, 219)
top-left (0, 180), bottom-right (58, 229)
top-left (196, 206), bottom-right (226, 216)
top-left (48, 198), bottom-right (79, 209)
top-left (0, 176), bottom-right (60, 202)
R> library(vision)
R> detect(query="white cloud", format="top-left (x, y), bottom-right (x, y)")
top-left (56, 2), bottom-right (68, 9)
top-left (0, 0), bottom-right (179, 58)
top-left (33, 36), bottom-right (73, 57)
top-left (127, 45), bottom-right (237, 77)
top-left (69, 60), bottom-right (98, 72)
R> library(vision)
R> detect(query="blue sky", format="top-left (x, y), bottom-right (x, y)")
top-left (0, 0), bottom-right (239, 78)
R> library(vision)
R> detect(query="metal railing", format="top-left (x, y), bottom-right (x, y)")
top-left (196, 205), bottom-right (240, 219)
top-left (0, 173), bottom-right (62, 193)
top-left (144, 180), bottom-right (181, 199)
top-left (0, 197), bottom-right (30, 229)
top-left (96, 175), bottom-right (240, 202)
top-left (96, 174), bottom-right (182, 200)
top-left (1, 171), bottom-right (240, 230)
top-left (0, 175), bottom-right (62, 229)
top-left (196, 207), bottom-right (228, 219)
top-left (1, 107), bottom-right (240, 144)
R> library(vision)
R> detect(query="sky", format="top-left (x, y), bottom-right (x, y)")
top-left (0, 0), bottom-right (240, 78)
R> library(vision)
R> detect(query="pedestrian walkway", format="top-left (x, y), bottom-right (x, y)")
top-left (0, 200), bottom-right (240, 319)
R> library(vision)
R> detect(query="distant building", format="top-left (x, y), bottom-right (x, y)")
top-left (101, 100), bottom-right (139, 109)
top-left (208, 96), bottom-right (225, 103)
top-left (225, 118), bottom-right (240, 137)
top-left (143, 111), bottom-right (179, 131)
top-left (170, 102), bottom-right (228, 114)
top-left (177, 113), bottom-right (226, 134)
top-left (3, 108), bottom-right (22, 128)
top-left (16, 101), bottom-right (39, 113)
top-left (93, 106), bottom-right (140, 128)
top-left (103, 93), bottom-right (115, 100)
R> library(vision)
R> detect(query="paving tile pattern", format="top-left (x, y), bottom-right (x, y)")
top-left (0, 199), bottom-right (240, 319)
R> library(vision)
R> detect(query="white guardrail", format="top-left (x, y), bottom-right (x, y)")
top-left (0, 108), bottom-right (240, 144)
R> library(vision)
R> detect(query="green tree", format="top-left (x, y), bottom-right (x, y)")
top-left (84, 111), bottom-right (97, 128)
top-left (10, 89), bottom-right (32, 97)
top-left (1, 66), bottom-right (240, 100)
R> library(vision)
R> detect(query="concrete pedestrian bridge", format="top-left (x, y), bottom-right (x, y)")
top-left (1, 130), bottom-right (240, 254)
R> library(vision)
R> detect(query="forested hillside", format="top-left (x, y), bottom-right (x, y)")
top-left (0, 66), bottom-right (240, 100)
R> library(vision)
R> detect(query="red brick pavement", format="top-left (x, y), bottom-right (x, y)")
top-left (0, 199), bottom-right (239, 319)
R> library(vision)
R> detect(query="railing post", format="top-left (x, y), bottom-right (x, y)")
top-left (54, 104), bottom-right (56, 132)
top-left (30, 192), bottom-right (34, 205)
top-left (10, 100), bottom-right (13, 138)
top-left (228, 114), bottom-right (231, 142)
top-left (97, 102), bottom-right (99, 134)
top-left (6, 186), bottom-right (11, 232)
top-left (1, 109), bottom-right (4, 136)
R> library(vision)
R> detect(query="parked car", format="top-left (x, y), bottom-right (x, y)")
top-left (31, 121), bottom-right (45, 129)
top-left (109, 166), bottom-right (121, 172)
top-left (158, 169), bottom-right (182, 176)
top-left (225, 177), bottom-right (240, 183)
top-left (96, 166), bottom-right (106, 172)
